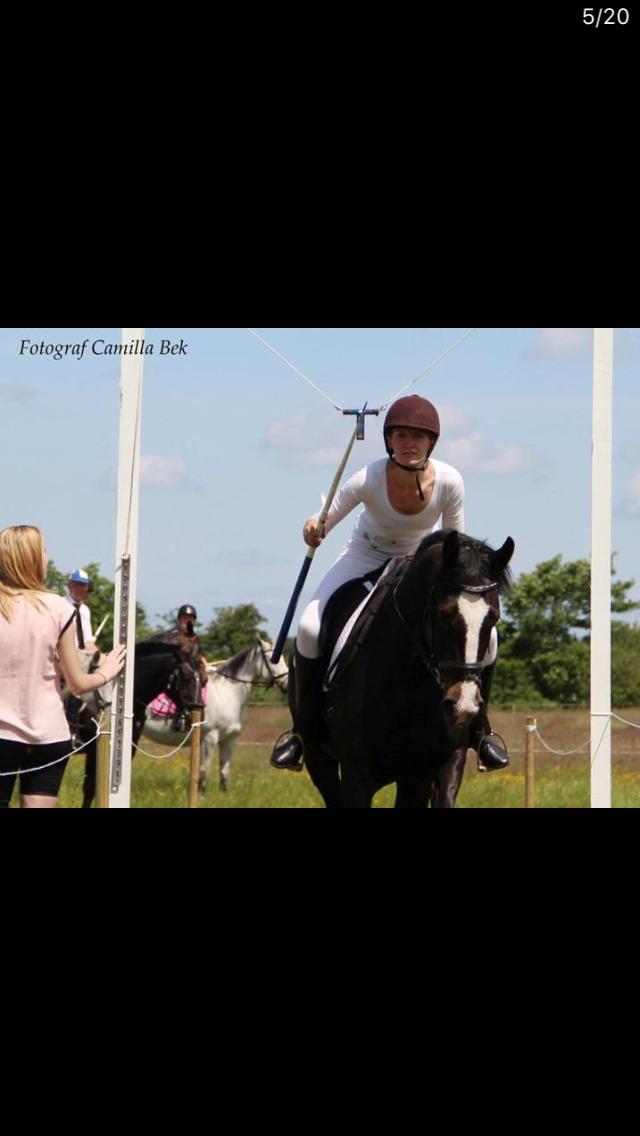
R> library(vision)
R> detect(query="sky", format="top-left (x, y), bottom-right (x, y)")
top-left (1, 327), bottom-right (638, 639)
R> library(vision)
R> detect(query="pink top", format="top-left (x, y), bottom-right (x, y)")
top-left (0, 593), bottom-right (74, 744)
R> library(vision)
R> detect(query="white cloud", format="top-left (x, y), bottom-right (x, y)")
top-left (439, 404), bottom-right (475, 437)
top-left (265, 405), bottom-right (534, 476)
top-left (140, 455), bottom-right (192, 489)
top-left (0, 383), bottom-right (37, 401)
top-left (264, 408), bottom-right (358, 468)
top-left (528, 328), bottom-right (591, 359)
top-left (440, 433), bottom-right (536, 476)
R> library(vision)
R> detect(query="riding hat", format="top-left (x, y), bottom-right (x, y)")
top-left (383, 395), bottom-right (440, 453)
top-left (68, 568), bottom-right (92, 584)
top-left (178, 604), bottom-right (197, 619)
top-left (383, 396), bottom-right (440, 498)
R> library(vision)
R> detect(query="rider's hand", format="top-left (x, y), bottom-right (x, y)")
top-left (303, 517), bottom-right (324, 548)
top-left (101, 644), bottom-right (127, 682)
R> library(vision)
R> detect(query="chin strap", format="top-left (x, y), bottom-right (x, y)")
top-left (388, 453), bottom-right (430, 500)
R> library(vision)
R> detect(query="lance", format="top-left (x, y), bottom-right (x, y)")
top-left (271, 405), bottom-right (377, 663)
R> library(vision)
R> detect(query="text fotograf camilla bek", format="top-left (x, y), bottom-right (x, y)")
top-left (19, 338), bottom-right (188, 360)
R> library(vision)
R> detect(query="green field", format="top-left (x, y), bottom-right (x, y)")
top-left (48, 706), bottom-right (640, 809)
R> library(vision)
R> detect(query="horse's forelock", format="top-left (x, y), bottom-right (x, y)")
top-left (414, 531), bottom-right (512, 594)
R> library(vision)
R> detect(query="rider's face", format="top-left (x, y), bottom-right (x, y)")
top-left (389, 427), bottom-right (434, 464)
top-left (68, 581), bottom-right (90, 603)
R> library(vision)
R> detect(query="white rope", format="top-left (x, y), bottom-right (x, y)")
top-left (247, 329), bottom-right (343, 411)
top-left (533, 727), bottom-right (591, 757)
top-left (532, 710), bottom-right (640, 758)
top-left (611, 712), bottom-right (640, 729)
top-left (132, 719), bottom-right (206, 760)
top-left (378, 329), bottom-right (479, 410)
top-left (248, 327), bottom-right (479, 419)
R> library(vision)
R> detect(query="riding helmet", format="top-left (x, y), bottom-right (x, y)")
top-left (178, 604), bottom-right (197, 620)
top-left (383, 396), bottom-right (440, 452)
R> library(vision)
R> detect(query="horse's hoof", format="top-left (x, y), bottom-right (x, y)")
top-left (219, 779), bottom-right (228, 792)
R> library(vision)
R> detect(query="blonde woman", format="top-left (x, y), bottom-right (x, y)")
top-left (0, 526), bottom-right (126, 808)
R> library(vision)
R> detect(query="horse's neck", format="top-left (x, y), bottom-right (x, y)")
top-left (136, 658), bottom-right (174, 703)
top-left (230, 652), bottom-right (260, 701)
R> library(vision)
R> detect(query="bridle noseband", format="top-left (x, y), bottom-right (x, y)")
top-left (394, 577), bottom-right (500, 690)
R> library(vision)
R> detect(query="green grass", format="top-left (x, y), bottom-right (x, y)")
top-left (51, 743), bottom-right (640, 808)
top-left (14, 705), bottom-right (636, 808)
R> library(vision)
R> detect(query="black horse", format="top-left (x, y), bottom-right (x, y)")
top-left (78, 640), bottom-right (200, 808)
top-left (301, 529), bottom-right (514, 809)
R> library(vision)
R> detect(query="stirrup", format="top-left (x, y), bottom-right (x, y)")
top-left (270, 731), bottom-right (304, 772)
top-left (476, 731), bottom-right (509, 773)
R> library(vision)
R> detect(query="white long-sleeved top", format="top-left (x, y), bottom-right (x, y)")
top-left (322, 458), bottom-right (465, 555)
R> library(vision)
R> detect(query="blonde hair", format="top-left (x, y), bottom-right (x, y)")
top-left (0, 526), bottom-right (50, 621)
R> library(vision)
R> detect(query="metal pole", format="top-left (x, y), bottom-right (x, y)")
top-left (590, 329), bottom-right (613, 809)
top-left (188, 708), bottom-right (202, 808)
top-left (109, 328), bottom-right (145, 808)
top-left (525, 716), bottom-right (536, 809)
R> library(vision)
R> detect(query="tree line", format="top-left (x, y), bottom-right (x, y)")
top-left (47, 553), bottom-right (640, 709)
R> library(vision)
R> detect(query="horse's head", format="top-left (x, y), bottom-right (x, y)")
top-left (165, 653), bottom-right (201, 711)
top-left (410, 530), bottom-right (514, 736)
top-left (255, 637), bottom-right (289, 693)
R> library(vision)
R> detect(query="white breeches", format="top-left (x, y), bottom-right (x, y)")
top-left (297, 541), bottom-right (393, 659)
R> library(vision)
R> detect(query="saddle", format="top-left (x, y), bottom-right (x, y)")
top-left (321, 556), bottom-right (411, 691)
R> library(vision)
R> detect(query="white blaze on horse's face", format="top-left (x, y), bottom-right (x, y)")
top-left (452, 593), bottom-right (494, 718)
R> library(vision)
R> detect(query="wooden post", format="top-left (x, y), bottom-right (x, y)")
top-left (188, 708), bottom-right (202, 809)
top-left (525, 716), bottom-right (536, 809)
top-left (96, 714), bottom-right (111, 809)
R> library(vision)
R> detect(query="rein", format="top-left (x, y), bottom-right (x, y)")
top-left (393, 576), bottom-right (499, 688)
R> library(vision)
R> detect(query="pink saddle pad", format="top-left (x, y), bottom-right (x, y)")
top-left (149, 693), bottom-right (176, 717)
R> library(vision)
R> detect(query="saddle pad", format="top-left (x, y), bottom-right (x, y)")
top-left (149, 693), bottom-right (177, 718)
top-left (324, 556), bottom-right (406, 690)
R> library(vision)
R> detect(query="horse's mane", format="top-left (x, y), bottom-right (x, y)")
top-left (412, 530), bottom-right (512, 595)
top-left (215, 643), bottom-right (256, 678)
top-left (135, 638), bottom-right (181, 659)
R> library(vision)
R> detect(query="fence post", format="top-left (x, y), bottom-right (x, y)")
top-left (188, 708), bottom-right (202, 809)
top-left (96, 714), bottom-right (111, 809)
top-left (525, 715), bottom-right (536, 809)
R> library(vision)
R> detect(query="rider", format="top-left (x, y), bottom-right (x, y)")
top-left (154, 604), bottom-right (208, 692)
top-left (66, 568), bottom-right (97, 653)
top-left (270, 395), bottom-right (509, 774)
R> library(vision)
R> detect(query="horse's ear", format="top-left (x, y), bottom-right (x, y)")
top-left (490, 537), bottom-right (515, 577)
top-left (442, 530), bottom-right (460, 574)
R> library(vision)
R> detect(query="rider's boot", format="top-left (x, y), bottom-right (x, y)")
top-left (470, 708), bottom-right (509, 772)
top-left (270, 651), bottom-right (323, 772)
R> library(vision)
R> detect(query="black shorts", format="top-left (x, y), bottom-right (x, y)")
top-left (0, 738), bottom-right (72, 806)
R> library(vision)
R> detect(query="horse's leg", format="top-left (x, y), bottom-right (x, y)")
top-left (218, 734), bottom-right (238, 792)
top-left (432, 749), bottom-right (467, 808)
top-left (305, 742), bottom-right (341, 809)
top-left (394, 778), bottom-right (433, 808)
top-left (340, 763), bottom-right (374, 809)
top-left (198, 730), bottom-right (217, 794)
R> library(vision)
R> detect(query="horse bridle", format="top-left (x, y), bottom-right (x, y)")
top-left (394, 578), bottom-right (500, 689)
